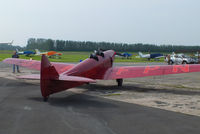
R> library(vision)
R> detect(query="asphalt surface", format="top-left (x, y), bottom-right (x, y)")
top-left (0, 76), bottom-right (200, 134)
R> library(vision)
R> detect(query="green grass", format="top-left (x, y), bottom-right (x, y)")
top-left (104, 93), bottom-right (121, 96)
top-left (115, 57), bottom-right (165, 62)
top-left (0, 50), bottom-right (165, 63)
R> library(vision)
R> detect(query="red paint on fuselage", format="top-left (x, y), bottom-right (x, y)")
top-left (62, 50), bottom-right (115, 79)
top-left (40, 50), bottom-right (115, 98)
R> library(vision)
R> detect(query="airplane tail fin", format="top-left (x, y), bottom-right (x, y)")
top-left (35, 49), bottom-right (40, 55)
top-left (40, 54), bottom-right (59, 98)
top-left (16, 48), bottom-right (19, 53)
top-left (138, 52), bottom-right (143, 58)
top-left (10, 40), bottom-right (13, 45)
top-left (40, 55), bottom-right (95, 99)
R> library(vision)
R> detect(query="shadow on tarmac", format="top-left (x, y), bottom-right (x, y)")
top-left (1, 76), bottom-right (200, 97)
top-left (29, 93), bottom-right (118, 109)
top-left (1, 77), bottom-right (200, 134)
top-left (80, 83), bottom-right (200, 96)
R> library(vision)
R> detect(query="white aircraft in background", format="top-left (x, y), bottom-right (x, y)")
top-left (15, 49), bottom-right (36, 56)
top-left (195, 52), bottom-right (200, 57)
top-left (0, 40), bottom-right (13, 45)
top-left (138, 52), bottom-right (164, 60)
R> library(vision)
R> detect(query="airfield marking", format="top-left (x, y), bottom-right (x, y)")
top-left (172, 65), bottom-right (189, 72)
top-left (116, 67), bottom-right (129, 75)
top-left (143, 66), bottom-right (160, 74)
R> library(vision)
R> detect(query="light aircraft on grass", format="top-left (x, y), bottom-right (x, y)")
top-left (35, 49), bottom-right (62, 57)
top-left (138, 52), bottom-right (164, 60)
top-left (3, 50), bottom-right (200, 101)
top-left (115, 52), bottom-right (132, 59)
top-left (16, 49), bottom-right (36, 56)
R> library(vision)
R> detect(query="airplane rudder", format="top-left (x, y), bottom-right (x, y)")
top-left (40, 55), bottom-right (59, 98)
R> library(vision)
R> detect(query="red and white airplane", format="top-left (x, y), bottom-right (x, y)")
top-left (3, 50), bottom-right (200, 101)
top-left (35, 49), bottom-right (62, 57)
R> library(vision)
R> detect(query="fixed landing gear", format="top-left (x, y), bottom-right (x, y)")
top-left (116, 79), bottom-right (123, 87)
top-left (43, 96), bottom-right (49, 102)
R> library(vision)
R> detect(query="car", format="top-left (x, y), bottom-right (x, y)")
top-left (165, 54), bottom-right (199, 65)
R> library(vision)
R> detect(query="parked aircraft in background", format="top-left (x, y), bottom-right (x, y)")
top-left (195, 52), bottom-right (200, 57)
top-left (35, 49), bottom-right (62, 57)
top-left (16, 49), bottom-right (35, 56)
top-left (115, 52), bottom-right (132, 59)
top-left (3, 50), bottom-right (200, 101)
top-left (0, 40), bottom-right (13, 45)
top-left (138, 52), bottom-right (164, 60)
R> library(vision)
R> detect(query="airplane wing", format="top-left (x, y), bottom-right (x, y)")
top-left (103, 64), bottom-right (200, 80)
top-left (3, 58), bottom-right (75, 74)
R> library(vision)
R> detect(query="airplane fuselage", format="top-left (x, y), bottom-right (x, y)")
top-left (17, 51), bottom-right (35, 56)
top-left (139, 52), bottom-right (163, 59)
top-left (63, 50), bottom-right (115, 79)
top-left (150, 53), bottom-right (163, 59)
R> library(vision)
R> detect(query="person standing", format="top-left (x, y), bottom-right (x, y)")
top-left (167, 54), bottom-right (171, 65)
top-left (12, 51), bottom-right (20, 73)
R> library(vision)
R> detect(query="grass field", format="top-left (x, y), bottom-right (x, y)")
top-left (0, 50), bottom-right (165, 63)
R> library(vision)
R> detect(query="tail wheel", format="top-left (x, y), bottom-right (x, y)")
top-left (43, 96), bottom-right (49, 102)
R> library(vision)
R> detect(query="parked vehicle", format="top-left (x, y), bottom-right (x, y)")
top-left (165, 54), bottom-right (198, 65)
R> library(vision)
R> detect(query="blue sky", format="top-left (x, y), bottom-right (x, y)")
top-left (0, 0), bottom-right (200, 46)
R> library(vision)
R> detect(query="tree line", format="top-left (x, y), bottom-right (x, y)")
top-left (26, 38), bottom-right (200, 53)
top-left (1, 38), bottom-right (200, 53)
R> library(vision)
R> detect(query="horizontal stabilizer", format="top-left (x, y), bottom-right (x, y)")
top-left (59, 75), bottom-right (96, 83)
top-left (17, 74), bottom-right (40, 80)
top-left (17, 74), bottom-right (95, 83)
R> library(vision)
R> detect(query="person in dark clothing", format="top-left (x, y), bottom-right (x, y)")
top-left (12, 51), bottom-right (20, 73)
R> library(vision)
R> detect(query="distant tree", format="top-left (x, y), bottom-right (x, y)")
top-left (24, 38), bottom-right (200, 53)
